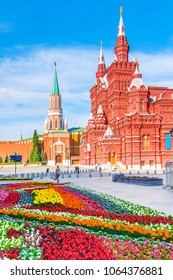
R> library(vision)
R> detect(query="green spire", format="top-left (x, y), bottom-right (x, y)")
top-left (52, 62), bottom-right (60, 94)
top-left (20, 130), bottom-right (23, 140)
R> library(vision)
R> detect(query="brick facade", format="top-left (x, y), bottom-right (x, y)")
top-left (80, 8), bottom-right (173, 170)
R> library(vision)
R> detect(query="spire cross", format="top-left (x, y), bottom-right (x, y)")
top-left (135, 58), bottom-right (139, 69)
top-left (120, 6), bottom-right (123, 16)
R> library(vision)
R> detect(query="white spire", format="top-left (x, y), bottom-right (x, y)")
top-left (99, 40), bottom-right (104, 64)
top-left (104, 126), bottom-right (114, 138)
top-left (118, 6), bottom-right (125, 37)
top-left (64, 117), bottom-right (68, 130)
top-left (97, 104), bottom-right (103, 114)
top-left (44, 117), bottom-right (47, 125)
top-left (44, 117), bottom-right (48, 133)
top-left (128, 59), bottom-right (147, 91)
top-left (89, 112), bottom-right (94, 120)
top-left (134, 65), bottom-right (140, 75)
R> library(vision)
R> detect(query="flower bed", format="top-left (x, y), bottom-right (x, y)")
top-left (0, 181), bottom-right (172, 260)
top-left (0, 177), bottom-right (32, 181)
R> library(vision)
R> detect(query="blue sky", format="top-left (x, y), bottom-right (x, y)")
top-left (1, 0), bottom-right (173, 140)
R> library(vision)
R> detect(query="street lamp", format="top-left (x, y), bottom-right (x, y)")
top-left (66, 148), bottom-right (70, 174)
top-left (170, 129), bottom-right (173, 137)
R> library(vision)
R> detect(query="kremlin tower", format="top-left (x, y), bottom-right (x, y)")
top-left (80, 7), bottom-right (173, 170)
top-left (44, 62), bottom-right (64, 133)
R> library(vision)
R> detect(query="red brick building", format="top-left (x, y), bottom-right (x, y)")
top-left (80, 7), bottom-right (173, 170)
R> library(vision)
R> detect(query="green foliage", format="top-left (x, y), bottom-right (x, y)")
top-left (4, 155), bottom-right (9, 163)
top-left (0, 162), bottom-right (22, 165)
top-left (40, 149), bottom-right (45, 162)
top-left (30, 129), bottom-right (42, 163)
top-left (0, 156), bottom-right (3, 163)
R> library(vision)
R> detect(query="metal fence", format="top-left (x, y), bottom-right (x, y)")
top-left (165, 162), bottom-right (173, 188)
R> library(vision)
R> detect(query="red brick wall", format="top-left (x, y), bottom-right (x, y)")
top-left (0, 140), bottom-right (33, 163)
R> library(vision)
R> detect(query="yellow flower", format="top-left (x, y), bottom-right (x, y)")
top-left (32, 188), bottom-right (63, 205)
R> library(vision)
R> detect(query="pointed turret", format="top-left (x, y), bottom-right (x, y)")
top-left (47, 63), bottom-right (63, 130)
top-left (118, 6), bottom-right (125, 36)
top-left (52, 62), bottom-right (60, 94)
top-left (96, 41), bottom-right (106, 79)
top-left (114, 6), bottom-right (129, 62)
top-left (99, 40), bottom-right (105, 65)
top-left (87, 112), bottom-right (95, 127)
top-left (95, 104), bottom-right (107, 125)
top-left (64, 117), bottom-right (68, 131)
top-left (97, 104), bottom-right (104, 114)
top-left (44, 117), bottom-right (48, 133)
top-left (103, 126), bottom-right (115, 139)
top-left (20, 130), bottom-right (23, 141)
top-left (129, 59), bottom-right (147, 90)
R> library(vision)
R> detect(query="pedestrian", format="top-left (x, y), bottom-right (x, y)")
top-left (46, 168), bottom-right (49, 174)
top-left (99, 166), bottom-right (102, 172)
top-left (77, 166), bottom-right (79, 174)
top-left (95, 163), bottom-right (98, 171)
top-left (55, 165), bottom-right (61, 183)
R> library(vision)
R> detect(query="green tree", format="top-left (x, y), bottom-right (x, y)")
top-left (0, 156), bottom-right (3, 163)
top-left (4, 155), bottom-right (9, 163)
top-left (40, 149), bottom-right (45, 162)
top-left (30, 129), bottom-right (41, 163)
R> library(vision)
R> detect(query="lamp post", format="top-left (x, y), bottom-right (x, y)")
top-left (66, 148), bottom-right (70, 174)
top-left (170, 129), bottom-right (173, 137)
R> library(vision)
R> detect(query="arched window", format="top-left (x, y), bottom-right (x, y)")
top-left (142, 135), bottom-right (150, 150)
top-left (55, 119), bottom-right (57, 129)
top-left (50, 120), bottom-right (52, 130)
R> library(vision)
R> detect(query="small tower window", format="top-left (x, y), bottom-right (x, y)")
top-left (50, 120), bottom-right (52, 130)
top-left (55, 119), bottom-right (57, 129)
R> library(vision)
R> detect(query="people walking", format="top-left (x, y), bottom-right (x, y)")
top-left (55, 165), bottom-right (61, 183)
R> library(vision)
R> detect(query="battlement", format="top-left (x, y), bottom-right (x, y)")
top-left (0, 139), bottom-right (33, 144)
top-left (108, 60), bottom-right (135, 71)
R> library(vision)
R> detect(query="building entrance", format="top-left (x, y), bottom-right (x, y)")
top-left (109, 153), bottom-right (116, 165)
top-left (56, 154), bottom-right (62, 163)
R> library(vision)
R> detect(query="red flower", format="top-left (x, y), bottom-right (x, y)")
top-left (24, 223), bottom-right (30, 228)
top-left (38, 227), bottom-right (114, 260)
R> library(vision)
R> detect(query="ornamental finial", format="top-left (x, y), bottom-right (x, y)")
top-left (120, 6), bottom-right (123, 16)
top-left (135, 57), bottom-right (139, 68)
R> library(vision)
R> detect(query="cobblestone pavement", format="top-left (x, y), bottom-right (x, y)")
top-left (0, 164), bottom-right (172, 216)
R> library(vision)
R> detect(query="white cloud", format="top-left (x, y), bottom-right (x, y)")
top-left (130, 51), bottom-right (173, 87)
top-left (0, 46), bottom-right (98, 140)
top-left (1, 45), bottom-right (173, 140)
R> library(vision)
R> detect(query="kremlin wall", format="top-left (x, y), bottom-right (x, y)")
top-left (0, 64), bottom-right (83, 166)
top-left (0, 7), bottom-right (173, 170)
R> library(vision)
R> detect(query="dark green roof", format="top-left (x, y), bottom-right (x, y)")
top-left (48, 129), bottom-right (68, 133)
top-left (68, 127), bottom-right (86, 133)
top-left (52, 63), bottom-right (60, 94)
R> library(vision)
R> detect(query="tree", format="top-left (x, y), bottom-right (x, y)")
top-left (4, 155), bottom-right (9, 163)
top-left (30, 129), bottom-right (41, 163)
top-left (40, 149), bottom-right (45, 162)
top-left (0, 156), bottom-right (3, 163)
